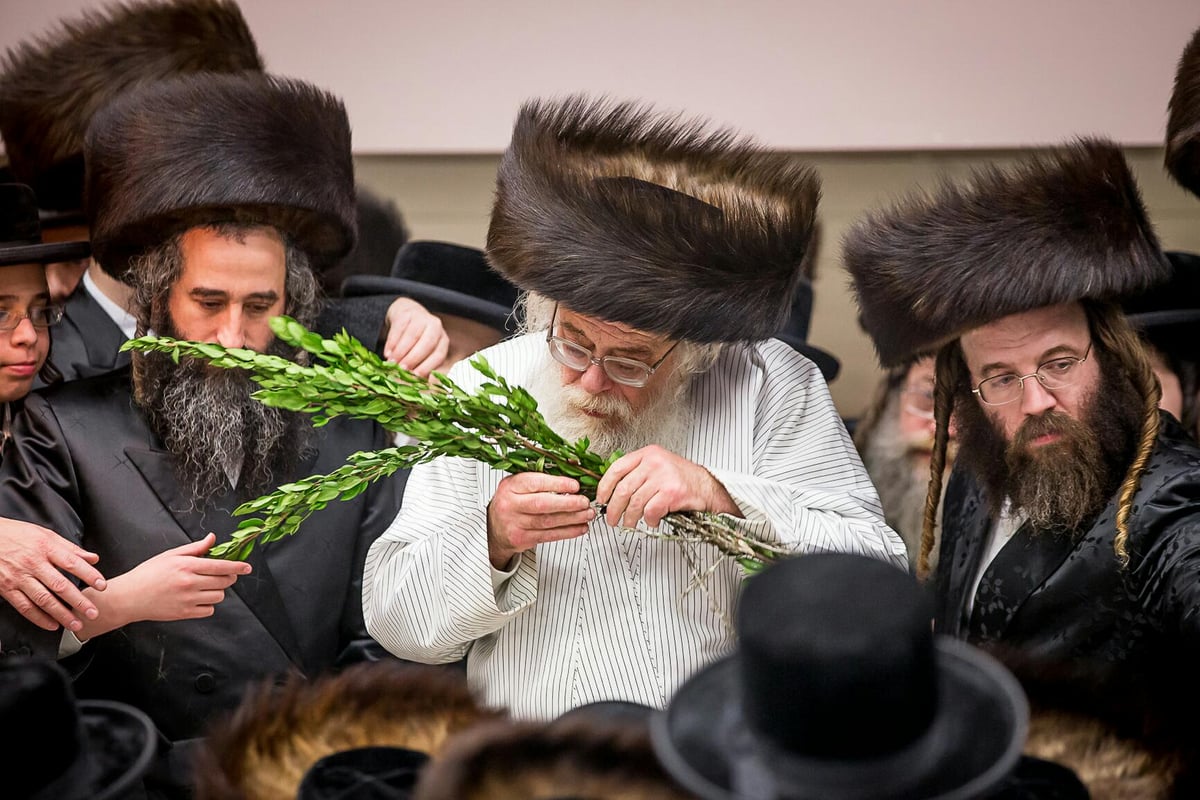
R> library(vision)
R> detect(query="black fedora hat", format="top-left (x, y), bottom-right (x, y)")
top-left (1121, 250), bottom-right (1200, 360)
top-left (0, 183), bottom-right (90, 267)
top-left (2, 658), bottom-right (156, 800)
top-left (774, 278), bottom-right (841, 382)
top-left (651, 554), bottom-right (1028, 800)
top-left (342, 240), bottom-right (520, 333)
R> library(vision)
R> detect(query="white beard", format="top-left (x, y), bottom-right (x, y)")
top-left (525, 351), bottom-right (694, 459)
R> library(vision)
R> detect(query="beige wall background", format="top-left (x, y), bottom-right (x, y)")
top-left (355, 147), bottom-right (1200, 418)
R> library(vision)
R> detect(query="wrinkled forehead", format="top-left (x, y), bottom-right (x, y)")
top-left (556, 304), bottom-right (674, 351)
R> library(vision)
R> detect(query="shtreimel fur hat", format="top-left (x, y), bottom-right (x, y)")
top-left (85, 72), bottom-right (356, 279)
top-left (1166, 26), bottom-right (1200, 197)
top-left (0, 0), bottom-right (262, 215)
top-left (194, 662), bottom-right (504, 800)
top-left (844, 139), bottom-right (1169, 367)
top-left (487, 96), bottom-right (821, 343)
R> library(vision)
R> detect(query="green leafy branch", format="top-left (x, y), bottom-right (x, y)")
top-left (122, 317), bottom-right (783, 569)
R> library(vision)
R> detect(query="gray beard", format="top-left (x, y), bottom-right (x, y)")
top-left (525, 351), bottom-right (694, 459)
top-left (860, 399), bottom-right (950, 569)
top-left (138, 356), bottom-right (314, 509)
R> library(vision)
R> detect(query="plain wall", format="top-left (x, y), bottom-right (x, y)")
top-left (4, 0), bottom-right (1199, 151)
top-left (354, 147), bottom-right (1200, 416)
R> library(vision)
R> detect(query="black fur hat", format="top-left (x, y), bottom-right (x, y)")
top-left (0, 0), bottom-right (262, 217)
top-left (1167, 26), bottom-right (1200, 197)
top-left (85, 72), bottom-right (356, 279)
top-left (844, 139), bottom-right (1169, 367)
top-left (486, 96), bottom-right (821, 343)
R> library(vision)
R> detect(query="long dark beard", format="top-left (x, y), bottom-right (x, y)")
top-left (954, 353), bottom-right (1141, 534)
top-left (135, 336), bottom-right (315, 510)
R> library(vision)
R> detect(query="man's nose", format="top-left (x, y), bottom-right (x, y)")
top-left (214, 310), bottom-right (246, 349)
top-left (1019, 376), bottom-right (1057, 417)
top-left (578, 361), bottom-right (613, 394)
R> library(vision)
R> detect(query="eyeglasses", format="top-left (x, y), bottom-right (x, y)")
top-left (972, 344), bottom-right (1092, 406)
top-left (0, 305), bottom-right (64, 331)
top-left (546, 304), bottom-right (678, 388)
top-left (902, 385), bottom-right (935, 420)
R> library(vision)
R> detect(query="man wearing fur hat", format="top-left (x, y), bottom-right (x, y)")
top-left (844, 139), bottom-right (1200, 767)
top-left (365, 97), bottom-right (905, 719)
top-left (0, 73), bottom-right (403, 796)
top-left (0, 0), bottom-right (451, 635)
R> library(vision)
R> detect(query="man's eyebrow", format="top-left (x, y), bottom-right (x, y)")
top-left (189, 288), bottom-right (280, 302)
top-left (560, 320), bottom-right (656, 358)
top-left (979, 344), bottom-right (1083, 375)
top-left (0, 292), bottom-right (51, 303)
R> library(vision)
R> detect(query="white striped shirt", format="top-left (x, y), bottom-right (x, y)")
top-left (363, 334), bottom-right (906, 719)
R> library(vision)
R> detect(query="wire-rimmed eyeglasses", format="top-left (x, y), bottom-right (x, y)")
top-left (971, 344), bottom-right (1092, 406)
top-left (0, 305), bottom-right (64, 331)
top-left (546, 304), bottom-right (677, 388)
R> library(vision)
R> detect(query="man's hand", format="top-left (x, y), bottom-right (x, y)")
top-left (595, 445), bottom-right (741, 529)
top-left (382, 297), bottom-right (450, 376)
top-left (0, 518), bottom-right (107, 633)
top-left (486, 474), bottom-right (595, 569)
top-left (80, 534), bottom-right (250, 638)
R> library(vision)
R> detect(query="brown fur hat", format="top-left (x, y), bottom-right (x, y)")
top-left (413, 715), bottom-right (697, 800)
top-left (193, 663), bottom-right (504, 800)
top-left (1166, 26), bottom-right (1200, 197)
top-left (85, 71), bottom-right (356, 279)
top-left (843, 138), bottom-right (1169, 367)
top-left (0, 0), bottom-right (262, 214)
top-left (486, 96), bottom-right (821, 343)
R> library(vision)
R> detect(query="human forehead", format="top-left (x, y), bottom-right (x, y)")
top-left (556, 306), bottom-right (671, 352)
top-left (176, 226), bottom-right (286, 285)
top-left (0, 264), bottom-right (51, 298)
top-left (959, 302), bottom-right (1089, 373)
top-left (904, 357), bottom-right (936, 388)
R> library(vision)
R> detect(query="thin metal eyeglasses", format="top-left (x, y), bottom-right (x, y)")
top-left (546, 304), bottom-right (678, 388)
top-left (971, 343), bottom-right (1092, 406)
top-left (0, 305), bottom-right (64, 331)
top-left (902, 385), bottom-right (936, 420)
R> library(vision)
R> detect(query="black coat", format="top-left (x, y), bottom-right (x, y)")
top-left (0, 368), bottom-right (404, 742)
top-left (47, 284), bottom-right (129, 382)
top-left (933, 413), bottom-right (1200, 737)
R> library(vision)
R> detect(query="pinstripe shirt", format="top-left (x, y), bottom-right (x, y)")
top-left (363, 334), bottom-right (906, 718)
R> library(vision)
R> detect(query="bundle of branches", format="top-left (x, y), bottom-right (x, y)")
top-left (123, 317), bottom-right (788, 571)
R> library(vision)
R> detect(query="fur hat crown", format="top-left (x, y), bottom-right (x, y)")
top-left (487, 96), bottom-right (821, 343)
top-left (0, 0), bottom-right (263, 212)
top-left (844, 138), bottom-right (1169, 367)
top-left (85, 71), bottom-right (356, 278)
top-left (1167, 26), bottom-right (1200, 197)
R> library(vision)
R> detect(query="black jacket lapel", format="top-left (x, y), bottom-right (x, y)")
top-left (124, 446), bottom-right (309, 674)
top-left (64, 289), bottom-right (130, 372)
top-left (969, 521), bottom-right (1078, 642)
top-left (934, 474), bottom-right (992, 637)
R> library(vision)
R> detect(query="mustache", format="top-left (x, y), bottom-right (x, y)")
top-left (1010, 410), bottom-right (1077, 452)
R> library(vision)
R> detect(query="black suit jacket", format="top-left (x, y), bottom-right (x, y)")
top-left (0, 368), bottom-right (404, 741)
top-left (933, 413), bottom-right (1200, 735)
top-left (47, 285), bottom-right (130, 382)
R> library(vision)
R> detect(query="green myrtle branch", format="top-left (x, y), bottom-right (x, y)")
top-left (122, 317), bottom-right (784, 569)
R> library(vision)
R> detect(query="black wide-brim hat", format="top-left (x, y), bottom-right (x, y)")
top-left (0, 182), bottom-right (90, 266)
top-left (5, 660), bottom-right (157, 800)
top-left (652, 638), bottom-right (1026, 800)
top-left (1121, 251), bottom-right (1200, 360)
top-left (342, 241), bottom-right (519, 333)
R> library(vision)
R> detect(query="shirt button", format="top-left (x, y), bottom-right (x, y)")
top-left (194, 672), bottom-right (217, 693)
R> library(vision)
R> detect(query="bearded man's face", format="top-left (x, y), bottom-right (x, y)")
top-left (135, 225), bottom-right (312, 507)
top-left (955, 302), bottom-right (1140, 532)
top-left (527, 305), bottom-right (694, 458)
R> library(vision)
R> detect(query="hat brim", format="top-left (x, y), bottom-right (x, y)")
top-left (774, 335), bottom-right (841, 382)
top-left (80, 700), bottom-right (157, 800)
top-left (651, 638), bottom-right (1027, 800)
top-left (0, 240), bottom-right (90, 267)
top-left (340, 275), bottom-right (517, 333)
